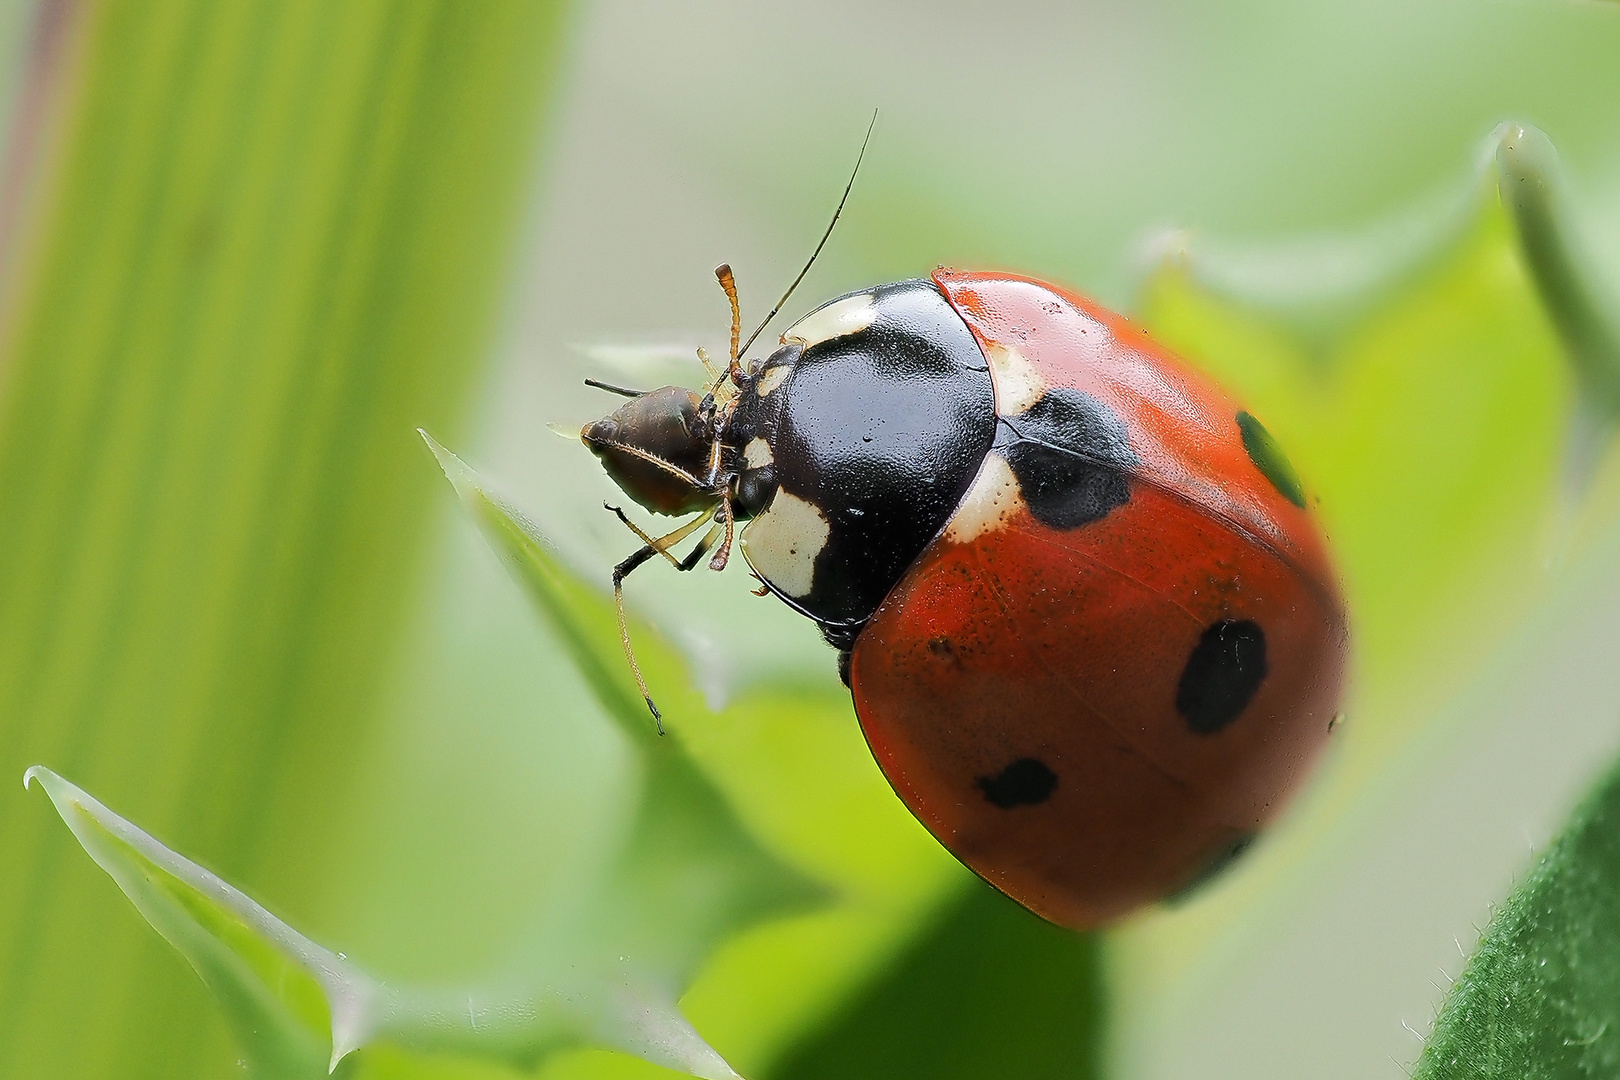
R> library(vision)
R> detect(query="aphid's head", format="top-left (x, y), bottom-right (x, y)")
top-left (582, 385), bottom-right (718, 516)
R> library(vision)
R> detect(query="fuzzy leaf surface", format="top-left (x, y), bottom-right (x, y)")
top-left (1415, 756), bottom-right (1620, 1078)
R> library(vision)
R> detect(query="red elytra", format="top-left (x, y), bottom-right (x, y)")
top-left (848, 271), bottom-right (1347, 928)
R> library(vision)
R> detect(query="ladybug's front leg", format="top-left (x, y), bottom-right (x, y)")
top-left (707, 498), bottom-right (737, 572)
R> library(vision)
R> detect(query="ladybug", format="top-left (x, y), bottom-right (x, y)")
top-left (581, 262), bottom-right (1347, 930)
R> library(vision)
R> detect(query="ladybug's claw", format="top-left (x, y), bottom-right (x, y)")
top-left (707, 498), bottom-right (736, 572)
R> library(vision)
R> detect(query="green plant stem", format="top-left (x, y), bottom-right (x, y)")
top-left (1493, 121), bottom-right (1620, 417)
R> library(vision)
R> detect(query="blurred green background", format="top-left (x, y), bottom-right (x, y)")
top-left (3, 0), bottom-right (1620, 1078)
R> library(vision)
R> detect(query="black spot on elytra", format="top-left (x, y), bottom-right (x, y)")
top-left (1236, 411), bottom-right (1306, 508)
top-left (1165, 831), bottom-right (1259, 904)
top-left (977, 758), bottom-right (1058, 809)
top-left (1000, 388), bottom-right (1138, 529)
top-left (1177, 619), bottom-right (1268, 734)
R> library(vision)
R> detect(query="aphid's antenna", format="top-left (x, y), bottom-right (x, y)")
top-left (737, 109), bottom-right (877, 361)
top-left (584, 377), bottom-right (646, 398)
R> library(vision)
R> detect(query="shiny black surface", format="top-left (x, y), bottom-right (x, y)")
top-left (758, 279), bottom-right (995, 628)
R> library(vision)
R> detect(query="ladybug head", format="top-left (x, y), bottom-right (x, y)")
top-left (581, 385), bottom-right (721, 516)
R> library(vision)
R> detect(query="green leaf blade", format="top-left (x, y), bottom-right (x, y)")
top-left (26, 762), bottom-right (767, 1080)
top-left (772, 882), bottom-right (1104, 1080)
top-left (420, 428), bottom-right (662, 741)
top-left (24, 765), bottom-right (362, 1078)
top-left (1416, 758), bottom-right (1620, 1079)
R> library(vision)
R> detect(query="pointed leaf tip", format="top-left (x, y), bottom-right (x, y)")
top-left (418, 427), bottom-right (467, 486)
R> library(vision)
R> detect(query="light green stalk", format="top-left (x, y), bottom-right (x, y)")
top-left (0, 1), bottom-right (568, 1076)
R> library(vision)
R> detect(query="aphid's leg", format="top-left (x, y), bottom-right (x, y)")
top-left (611, 544), bottom-right (665, 731)
top-left (604, 503), bottom-right (710, 568)
top-left (676, 523), bottom-right (723, 571)
top-left (591, 439), bottom-right (707, 491)
top-left (605, 510), bottom-right (720, 731)
top-left (715, 263), bottom-right (744, 384)
top-left (708, 498), bottom-right (736, 572)
top-left (697, 346), bottom-right (722, 385)
top-left (703, 434), bottom-right (725, 489)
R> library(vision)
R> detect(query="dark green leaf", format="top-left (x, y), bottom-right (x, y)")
top-left (1416, 755), bottom-right (1620, 1079)
top-left (771, 881), bottom-right (1103, 1080)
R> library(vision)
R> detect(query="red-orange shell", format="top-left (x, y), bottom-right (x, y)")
top-left (848, 270), bottom-right (1348, 929)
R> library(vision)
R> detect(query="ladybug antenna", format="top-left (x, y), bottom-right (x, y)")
top-left (584, 377), bottom-right (647, 398)
top-left (737, 109), bottom-right (877, 362)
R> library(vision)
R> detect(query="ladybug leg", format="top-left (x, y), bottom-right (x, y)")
top-left (582, 377), bottom-right (646, 398)
top-left (707, 498), bottom-right (737, 572)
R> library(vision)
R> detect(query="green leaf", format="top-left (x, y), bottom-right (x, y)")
top-left (25, 765), bottom-right (356, 1079)
top-left (1495, 123), bottom-right (1620, 417)
top-left (771, 881), bottom-right (1104, 1080)
top-left (420, 430), bottom-right (665, 745)
top-left (1415, 755), bottom-right (1620, 1079)
top-left (26, 759), bottom-right (784, 1080)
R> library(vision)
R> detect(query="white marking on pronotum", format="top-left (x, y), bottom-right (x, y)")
top-left (945, 452), bottom-right (1024, 544)
top-left (985, 341), bottom-right (1046, 416)
top-left (740, 490), bottom-right (830, 598)
top-left (755, 363), bottom-right (792, 397)
top-left (782, 292), bottom-right (877, 349)
top-left (743, 436), bottom-right (773, 469)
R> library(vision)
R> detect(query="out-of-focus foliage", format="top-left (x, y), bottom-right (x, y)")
top-left (1415, 757), bottom-right (1620, 1079)
top-left (10, 1), bottom-right (1620, 1079)
top-left (0, 1), bottom-right (568, 1077)
top-left (773, 882), bottom-right (1104, 1080)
